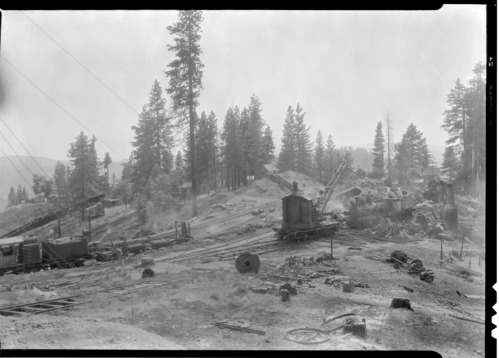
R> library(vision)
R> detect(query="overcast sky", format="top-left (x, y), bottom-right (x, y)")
top-left (0, 7), bottom-right (487, 167)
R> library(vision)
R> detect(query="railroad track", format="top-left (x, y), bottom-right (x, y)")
top-left (155, 231), bottom-right (278, 264)
top-left (0, 296), bottom-right (91, 317)
top-left (0, 270), bottom-right (223, 317)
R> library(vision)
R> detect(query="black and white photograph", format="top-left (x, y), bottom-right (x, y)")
top-left (0, 7), bottom-right (492, 356)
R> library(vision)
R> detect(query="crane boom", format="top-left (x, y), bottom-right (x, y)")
top-left (319, 162), bottom-right (348, 215)
top-left (0, 193), bottom-right (105, 238)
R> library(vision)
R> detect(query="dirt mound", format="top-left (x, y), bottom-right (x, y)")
top-left (279, 170), bottom-right (324, 198)
top-left (243, 177), bottom-right (289, 198)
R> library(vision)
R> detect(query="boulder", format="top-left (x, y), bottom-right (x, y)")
top-left (280, 282), bottom-right (297, 295)
top-left (251, 286), bottom-right (269, 294)
top-left (313, 251), bottom-right (331, 263)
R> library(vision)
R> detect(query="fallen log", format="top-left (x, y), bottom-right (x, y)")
top-left (448, 314), bottom-right (485, 324)
top-left (444, 263), bottom-right (484, 277)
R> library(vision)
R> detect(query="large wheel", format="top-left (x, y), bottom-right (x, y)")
top-left (410, 259), bottom-right (424, 272)
top-left (235, 253), bottom-right (260, 273)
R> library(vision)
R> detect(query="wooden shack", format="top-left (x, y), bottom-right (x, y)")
top-left (85, 202), bottom-right (105, 219)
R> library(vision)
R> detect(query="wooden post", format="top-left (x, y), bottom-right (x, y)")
top-left (175, 221), bottom-right (178, 238)
top-left (58, 218), bottom-right (62, 238)
top-left (469, 257), bottom-right (471, 269)
top-left (459, 232), bottom-right (465, 259)
top-left (88, 214), bottom-right (91, 242)
top-left (440, 236), bottom-right (443, 260)
top-left (330, 235), bottom-right (333, 259)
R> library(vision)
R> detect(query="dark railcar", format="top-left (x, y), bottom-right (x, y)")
top-left (42, 237), bottom-right (92, 268)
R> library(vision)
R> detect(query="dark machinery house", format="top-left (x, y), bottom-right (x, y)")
top-left (275, 190), bottom-right (340, 240)
top-left (282, 194), bottom-right (314, 230)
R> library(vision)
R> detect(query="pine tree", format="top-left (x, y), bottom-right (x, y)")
top-left (246, 95), bottom-right (265, 178)
top-left (371, 121), bottom-right (385, 178)
top-left (174, 151), bottom-right (184, 188)
top-left (441, 145), bottom-right (460, 181)
top-left (131, 80), bottom-right (174, 194)
top-left (442, 78), bottom-right (468, 157)
top-left (238, 107), bottom-right (250, 186)
top-left (32, 174), bottom-right (46, 196)
top-left (262, 125), bottom-right (275, 163)
top-left (89, 135), bottom-right (101, 189)
top-left (385, 112), bottom-right (394, 182)
top-left (277, 105), bottom-right (296, 172)
top-left (394, 123), bottom-right (432, 186)
top-left (195, 111), bottom-right (218, 192)
top-left (102, 152), bottom-right (112, 194)
top-left (207, 111), bottom-right (220, 191)
top-left (53, 161), bottom-right (69, 204)
top-left (402, 123), bottom-right (432, 169)
top-left (8, 186), bottom-right (18, 207)
top-left (394, 139), bottom-right (411, 186)
top-left (465, 62), bottom-right (486, 196)
top-left (343, 150), bottom-right (354, 172)
top-left (442, 63), bottom-right (486, 196)
top-left (165, 10), bottom-right (204, 217)
top-left (16, 185), bottom-right (23, 203)
top-left (221, 106), bottom-right (241, 190)
top-left (68, 131), bottom-right (100, 203)
top-left (313, 130), bottom-right (325, 182)
top-left (294, 103), bottom-right (313, 175)
top-left (323, 135), bottom-right (336, 182)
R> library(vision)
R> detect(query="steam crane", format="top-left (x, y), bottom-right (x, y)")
top-left (274, 163), bottom-right (352, 241)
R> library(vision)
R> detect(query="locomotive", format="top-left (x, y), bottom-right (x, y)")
top-left (0, 193), bottom-right (105, 275)
top-left (0, 234), bottom-right (91, 275)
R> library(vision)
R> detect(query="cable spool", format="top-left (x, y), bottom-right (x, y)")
top-left (235, 253), bottom-right (260, 273)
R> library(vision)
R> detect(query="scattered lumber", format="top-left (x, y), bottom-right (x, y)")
top-left (448, 314), bottom-right (485, 324)
top-left (213, 322), bottom-right (265, 335)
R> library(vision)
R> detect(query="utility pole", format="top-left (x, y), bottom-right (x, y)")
top-left (385, 112), bottom-right (393, 183)
top-left (88, 212), bottom-right (92, 242)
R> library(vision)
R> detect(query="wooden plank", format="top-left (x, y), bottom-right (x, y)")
top-left (32, 300), bottom-right (92, 314)
top-left (0, 295), bottom-right (80, 311)
top-left (448, 314), bottom-right (485, 324)
top-left (0, 309), bottom-right (29, 316)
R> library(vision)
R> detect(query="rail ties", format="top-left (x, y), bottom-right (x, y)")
top-left (0, 297), bottom-right (91, 317)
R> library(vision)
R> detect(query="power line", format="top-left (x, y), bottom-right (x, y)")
top-left (0, 117), bottom-right (51, 178)
top-left (0, 146), bottom-right (33, 189)
top-left (1, 55), bottom-right (127, 161)
top-left (21, 11), bottom-right (139, 116)
top-left (58, 12), bottom-right (149, 91)
top-left (0, 127), bottom-right (36, 178)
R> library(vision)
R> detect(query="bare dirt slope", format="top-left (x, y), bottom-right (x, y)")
top-left (0, 176), bottom-right (487, 356)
